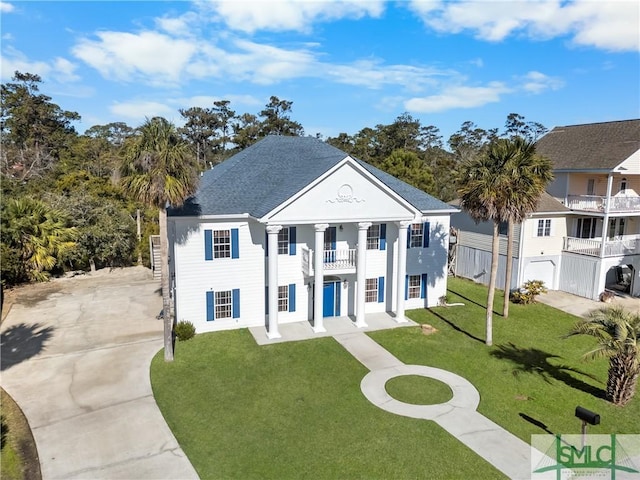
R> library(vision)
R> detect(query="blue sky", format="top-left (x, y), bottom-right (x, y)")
top-left (1, 0), bottom-right (638, 143)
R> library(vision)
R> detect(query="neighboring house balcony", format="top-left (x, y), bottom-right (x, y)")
top-left (567, 195), bottom-right (640, 213)
top-left (301, 246), bottom-right (357, 276)
top-left (563, 234), bottom-right (640, 257)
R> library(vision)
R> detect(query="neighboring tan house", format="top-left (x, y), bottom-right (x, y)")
top-left (451, 119), bottom-right (640, 300)
top-left (167, 135), bottom-right (458, 337)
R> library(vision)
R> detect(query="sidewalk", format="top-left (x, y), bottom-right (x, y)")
top-left (334, 331), bottom-right (539, 480)
top-left (537, 290), bottom-right (640, 317)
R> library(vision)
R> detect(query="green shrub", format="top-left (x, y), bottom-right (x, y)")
top-left (174, 320), bottom-right (196, 341)
top-left (510, 279), bottom-right (547, 304)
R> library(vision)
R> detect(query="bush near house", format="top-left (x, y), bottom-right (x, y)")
top-left (510, 279), bottom-right (547, 304)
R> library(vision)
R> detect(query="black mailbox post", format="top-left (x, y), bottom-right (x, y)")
top-left (575, 406), bottom-right (600, 446)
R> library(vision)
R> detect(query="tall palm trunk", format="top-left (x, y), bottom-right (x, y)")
top-left (159, 207), bottom-right (174, 362)
top-left (486, 221), bottom-right (499, 346)
top-left (503, 220), bottom-right (514, 318)
top-left (607, 353), bottom-right (639, 406)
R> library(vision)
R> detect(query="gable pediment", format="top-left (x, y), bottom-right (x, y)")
top-left (263, 160), bottom-right (417, 223)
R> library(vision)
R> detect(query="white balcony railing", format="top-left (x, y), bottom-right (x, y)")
top-left (301, 247), bottom-right (357, 276)
top-left (563, 235), bottom-right (640, 257)
top-left (567, 195), bottom-right (640, 213)
top-left (323, 249), bottom-right (357, 270)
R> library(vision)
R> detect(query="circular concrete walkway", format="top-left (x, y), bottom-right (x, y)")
top-left (333, 331), bottom-right (537, 480)
top-left (360, 364), bottom-right (480, 419)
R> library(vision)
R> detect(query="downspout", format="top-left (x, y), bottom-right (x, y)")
top-left (516, 218), bottom-right (526, 288)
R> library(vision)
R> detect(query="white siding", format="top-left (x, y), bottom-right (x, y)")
top-left (172, 219), bottom-right (267, 333)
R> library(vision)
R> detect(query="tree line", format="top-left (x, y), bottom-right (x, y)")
top-left (1, 70), bottom-right (547, 288)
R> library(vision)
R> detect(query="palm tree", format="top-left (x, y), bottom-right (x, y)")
top-left (567, 306), bottom-right (640, 406)
top-left (458, 140), bottom-right (514, 345)
top-left (2, 198), bottom-right (77, 282)
top-left (500, 138), bottom-right (553, 318)
top-left (120, 117), bottom-right (199, 362)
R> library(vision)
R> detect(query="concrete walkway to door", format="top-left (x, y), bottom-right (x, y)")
top-left (0, 267), bottom-right (198, 480)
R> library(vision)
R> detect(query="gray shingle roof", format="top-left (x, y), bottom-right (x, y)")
top-left (169, 135), bottom-right (454, 218)
top-left (535, 119), bottom-right (640, 171)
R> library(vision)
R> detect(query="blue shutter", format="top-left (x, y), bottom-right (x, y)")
top-left (423, 222), bottom-right (430, 248)
top-left (377, 276), bottom-right (384, 303)
top-left (404, 274), bottom-right (409, 301)
top-left (330, 227), bottom-right (337, 250)
top-left (265, 286), bottom-right (269, 314)
top-left (288, 283), bottom-right (296, 312)
top-left (232, 289), bottom-right (240, 318)
top-left (289, 227), bottom-right (296, 255)
top-left (421, 274), bottom-right (428, 299)
top-left (205, 230), bottom-right (213, 260)
top-left (407, 225), bottom-right (412, 249)
top-left (231, 228), bottom-right (239, 258)
top-left (379, 223), bottom-right (386, 251)
top-left (335, 281), bottom-right (341, 316)
top-left (206, 291), bottom-right (214, 321)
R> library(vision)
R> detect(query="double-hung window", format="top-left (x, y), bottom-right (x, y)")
top-left (409, 223), bottom-right (424, 248)
top-left (407, 275), bottom-right (421, 299)
top-left (367, 225), bottom-right (380, 250)
top-left (278, 285), bottom-right (289, 312)
top-left (206, 288), bottom-right (240, 321)
top-left (205, 228), bottom-right (239, 260)
top-left (536, 219), bottom-right (551, 237)
top-left (278, 228), bottom-right (289, 255)
top-left (213, 230), bottom-right (231, 258)
top-left (365, 278), bottom-right (378, 303)
top-left (215, 291), bottom-right (232, 319)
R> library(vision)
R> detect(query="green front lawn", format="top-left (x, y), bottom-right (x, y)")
top-left (151, 277), bottom-right (638, 479)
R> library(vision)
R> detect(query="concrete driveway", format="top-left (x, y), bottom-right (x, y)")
top-left (0, 267), bottom-right (198, 479)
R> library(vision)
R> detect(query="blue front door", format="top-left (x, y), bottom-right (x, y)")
top-left (322, 281), bottom-right (341, 317)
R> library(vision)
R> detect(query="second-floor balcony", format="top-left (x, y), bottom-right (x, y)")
top-left (301, 247), bottom-right (357, 276)
top-left (563, 234), bottom-right (640, 258)
top-left (567, 195), bottom-right (640, 213)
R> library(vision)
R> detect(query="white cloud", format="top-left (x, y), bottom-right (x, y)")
top-left (327, 60), bottom-right (447, 91)
top-left (200, 0), bottom-right (385, 33)
top-left (0, 2), bottom-right (14, 13)
top-left (155, 11), bottom-right (200, 37)
top-left (1, 47), bottom-right (80, 84)
top-left (404, 82), bottom-right (510, 112)
top-left (408, 0), bottom-right (639, 51)
top-left (110, 100), bottom-right (175, 122)
top-left (518, 71), bottom-right (564, 94)
top-left (1, 53), bottom-right (50, 81)
top-left (172, 94), bottom-right (262, 111)
top-left (72, 31), bottom-right (198, 84)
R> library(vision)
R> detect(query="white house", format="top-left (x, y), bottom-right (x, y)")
top-left (451, 119), bottom-right (640, 300)
top-left (167, 136), bottom-right (458, 338)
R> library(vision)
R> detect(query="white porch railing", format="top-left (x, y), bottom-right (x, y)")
top-left (301, 247), bottom-right (357, 276)
top-left (567, 195), bottom-right (640, 213)
top-left (563, 235), bottom-right (640, 257)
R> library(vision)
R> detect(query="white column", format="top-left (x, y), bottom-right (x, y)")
top-left (313, 224), bottom-right (329, 333)
top-left (266, 225), bottom-right (282, 339)
top-left (600, 174), bottom-right (614, 258)
top-left (395, 221), bottom-right (411, 323)
top-left (355, 222), bottom-right (372, 328)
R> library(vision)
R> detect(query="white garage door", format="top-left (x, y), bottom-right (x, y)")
top-left (524, 260), bottom-right (555, 289)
